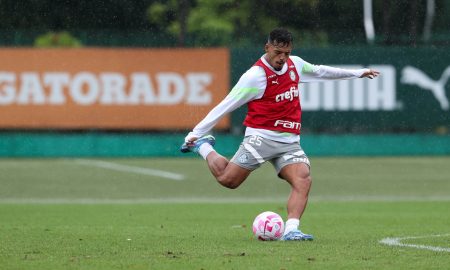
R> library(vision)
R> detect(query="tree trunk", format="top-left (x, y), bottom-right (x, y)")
top-left (382, 0), bottom-right (392, 45)
top-left (409, 0), bottom-right (419, 46)
top-left (178, 0), bottom-right (189, 47)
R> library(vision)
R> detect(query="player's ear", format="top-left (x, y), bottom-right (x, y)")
top-left (264, 43), bottom-right (269, 53)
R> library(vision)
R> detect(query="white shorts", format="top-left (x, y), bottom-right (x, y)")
top-left (230, 135), bottom-right (310, 175)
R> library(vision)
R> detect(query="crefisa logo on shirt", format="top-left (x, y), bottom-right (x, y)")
top-left (275, 86), bottom-right (299, 102)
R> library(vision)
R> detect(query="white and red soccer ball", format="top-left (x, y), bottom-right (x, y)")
top-left (252, 211), bottom-right (285, 241)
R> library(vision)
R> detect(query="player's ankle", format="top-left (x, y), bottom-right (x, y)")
top-left (199, 143), bottom-right (214, 160)
top-left (283, 218), bottom-right (300, 235)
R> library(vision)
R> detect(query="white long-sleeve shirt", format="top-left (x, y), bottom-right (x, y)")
top-left (190, 55), bottom-right (369, 143)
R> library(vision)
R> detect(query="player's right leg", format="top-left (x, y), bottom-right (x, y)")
top-left (180, 135), bottom-right (252, 189)
top-left (180, 135), bottom-right (216, 154)
top-left (204, 151), bottom-right (252, 189)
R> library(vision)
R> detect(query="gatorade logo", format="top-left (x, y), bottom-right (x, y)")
top-left (0, 72), bottom-right (212, 105)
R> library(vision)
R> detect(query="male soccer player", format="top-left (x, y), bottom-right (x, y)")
top-left (181, 28), bottom-right (379, 241)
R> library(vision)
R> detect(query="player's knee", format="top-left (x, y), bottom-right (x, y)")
top-left (217, 175), bottom-right (242, 189)
top-left (303, 174), bottom-right (312, 185)
top-left (293, 174), bottom-right (312, 189)
top-left (305, 175), bottom-right (312, 187)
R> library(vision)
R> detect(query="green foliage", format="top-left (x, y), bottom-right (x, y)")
top-left (293, 30), bottom-right (329, 47)
top-left (147, 0), bottom-right (251, 46)
top-left (34, 31), bottom-right (82, 48)
top-left (1, 0), bottom-right (449, 47)
top-left (146, 0), bottom-right (179, 35)
top-left (187, 0), bottom-right (236, 45)
top-left (147, 2), bottom-right (167, 24)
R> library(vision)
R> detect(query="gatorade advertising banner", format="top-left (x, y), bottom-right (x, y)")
top-left (0, 48), bottom-right (230, 130)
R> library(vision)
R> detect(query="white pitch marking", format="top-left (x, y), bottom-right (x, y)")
top-left (380, 234), bottom-right (450, 252)
top-left (0, 197), bottom-right (288, 204)
top-left (2, 195), bottom-right (450, 204)
top-left (73, 159), bottom-right (185, 181)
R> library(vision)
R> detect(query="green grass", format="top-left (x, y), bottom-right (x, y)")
top-left (1, 157), bottom-right (450, 269)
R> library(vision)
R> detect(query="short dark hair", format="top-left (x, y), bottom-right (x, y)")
top-left (268, 28), bottom-right (293, 46)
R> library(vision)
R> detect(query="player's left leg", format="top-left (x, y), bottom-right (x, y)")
top-left (278, 163), bottom-right (312, 220)
top-left (278, 162), bottom-right (313, 241)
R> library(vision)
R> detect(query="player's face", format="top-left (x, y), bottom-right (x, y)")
top-left (264, 41), bottom-right (292, 71)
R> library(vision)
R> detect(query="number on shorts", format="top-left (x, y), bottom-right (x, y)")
top-left (248, 135), bottom-right (262, 146)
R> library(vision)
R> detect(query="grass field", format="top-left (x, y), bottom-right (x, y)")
top-left (1, 157), bottom-right (450, 269)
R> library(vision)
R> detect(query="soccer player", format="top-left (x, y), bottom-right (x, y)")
top-left (181, 28), bottom-right (379, 241)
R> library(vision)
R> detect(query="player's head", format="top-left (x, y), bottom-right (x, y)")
top-left (265, 28), bottom-right (293, 71)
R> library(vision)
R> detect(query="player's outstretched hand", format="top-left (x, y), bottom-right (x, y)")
top-left (180, 132), bottom-right (199, 153)
top-left (360, 69), bottom-right (380, 79)
top-left (184, 132), bottom-right (198, 143)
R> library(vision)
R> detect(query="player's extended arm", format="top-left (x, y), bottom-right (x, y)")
top-left (292, 56), bottom-right (380, 82)
top-left (184, 67), bottom-right (266, 143)
top-left (184, 93), bottom-right (248, 143)
top-left (306, 64), bottom-right (379, 80)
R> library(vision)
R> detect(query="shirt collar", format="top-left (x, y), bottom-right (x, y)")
top-left (261, 54), bottom-right (288, 75)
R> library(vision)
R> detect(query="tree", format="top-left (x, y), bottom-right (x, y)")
top-left (146, 0), bottom-right (329, 47)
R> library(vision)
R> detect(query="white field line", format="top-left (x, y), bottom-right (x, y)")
top-left (380, 234), bottom-right (450, 252)
top-left (311, 195), bottom-right (450, 202)
top-left (0, 197), bottom-right (287, 204)
top-left (1, 195), bottom-right (450, 204)
top-left (73, 159), bottom-right (185, 181)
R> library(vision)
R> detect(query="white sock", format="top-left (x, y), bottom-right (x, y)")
top-left (198, 143), bottom-right (215, 160)
top-left (283, 218), bottom-right (300, 235)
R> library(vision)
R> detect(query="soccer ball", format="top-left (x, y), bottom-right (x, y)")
top-left (252, 211), bottom-right (285, 241)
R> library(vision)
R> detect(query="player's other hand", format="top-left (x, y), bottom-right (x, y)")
top-left (184, 132), bottom-right (199, 143)
top-left (360, 69), bottom-right (380, 79)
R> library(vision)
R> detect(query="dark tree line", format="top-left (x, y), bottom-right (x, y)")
top-left (0, 0), bottom-right (448, 46)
